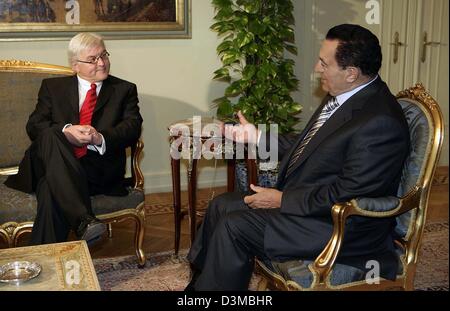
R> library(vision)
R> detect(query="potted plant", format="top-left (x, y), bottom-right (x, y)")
top-left (210, 0), bottom-right (301, 190)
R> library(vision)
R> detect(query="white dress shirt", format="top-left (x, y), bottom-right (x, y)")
top-left (62, 75), bottom-right (106, 155)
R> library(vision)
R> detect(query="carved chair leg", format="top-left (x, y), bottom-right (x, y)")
top-left (257, 277), bottom-right (269, 291)
top-left (134, 206), bottom-right (146, 268)
top-left (404, 276), bottom-right (415, 291)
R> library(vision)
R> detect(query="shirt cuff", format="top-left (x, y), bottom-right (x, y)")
top-left (62, 123), bottom-right (72, 132)
top-left (87, 133), bottom-right (106, 155)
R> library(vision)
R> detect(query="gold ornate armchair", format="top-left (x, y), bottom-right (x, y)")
top-left (0, 60), bottom-right (146, 267)
top-left (256, 83), bottom-right (444, 290)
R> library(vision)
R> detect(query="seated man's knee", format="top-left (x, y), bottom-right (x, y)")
top-left (207, 192), bottom-right (246, 217)
top-left (215, 210), bottom-right (250, 239)
top-left (35, 127), bottom-right (62, 145)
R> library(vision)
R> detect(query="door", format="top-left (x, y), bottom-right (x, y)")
top-left (417, 0), bottom-right (449, 165)
top-left (380, 0), bottom-right (449, 165)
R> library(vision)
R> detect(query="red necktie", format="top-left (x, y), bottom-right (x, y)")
top-left (74, 83), bottom-right (97, 159)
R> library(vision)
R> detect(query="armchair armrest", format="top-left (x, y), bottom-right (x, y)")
top-left (309, 186), bottom-right (421, 288)
top-left (352, 196), bottom-right (400, 212)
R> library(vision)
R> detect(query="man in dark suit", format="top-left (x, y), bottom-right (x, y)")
top-left (4, 32), bottom-right (143, 245)
top-left (186, 24), bottom-right (410, 290)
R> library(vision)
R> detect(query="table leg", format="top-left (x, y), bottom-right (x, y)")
top-left (187, 158), bottom-right (198, 245)
top-left (171, 158), bottom-right (181, 256)
top-left (246, 158), bottom-right (258, 189)
top-left (227, 159), bottom-right (236, 192)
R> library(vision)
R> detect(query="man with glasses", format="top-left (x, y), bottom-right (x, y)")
top-left (5, 32), bottom-right (143, 246)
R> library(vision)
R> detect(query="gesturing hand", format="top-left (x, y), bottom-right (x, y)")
top-left (243, 184), bottom-right (283, 209)
top-left (224, 111), bottom-right (260, 145)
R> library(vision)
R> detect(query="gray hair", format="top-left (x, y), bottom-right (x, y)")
top-left (68, 32), bottom-right (105, 66)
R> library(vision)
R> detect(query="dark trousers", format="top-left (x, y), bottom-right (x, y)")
top-left (187, 192), bottom-right (274, 290)
top-left (28, 128), bottom-right (99, 245)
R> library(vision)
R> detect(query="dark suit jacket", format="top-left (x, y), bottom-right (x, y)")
top-left (261, 77), bottom-right (410, 279)
top-left (5, 74), bottom-right (143, 195)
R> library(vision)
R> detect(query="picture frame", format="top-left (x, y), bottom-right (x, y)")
top-left (0, 0), bottom-right (191, 41)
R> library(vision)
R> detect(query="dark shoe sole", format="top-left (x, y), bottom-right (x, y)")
top-left (86, 235), bottom-right (103, 247)
top-left (81, 222), bottom-right (107, 243)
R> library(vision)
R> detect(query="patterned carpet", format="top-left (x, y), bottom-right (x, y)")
top-left (93, 221), bottom-right (449, 291)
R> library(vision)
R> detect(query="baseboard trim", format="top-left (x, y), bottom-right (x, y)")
top-left (143, 167), bottom-right (227, 194)
top-left (142, 166), bottom-right (448, 194)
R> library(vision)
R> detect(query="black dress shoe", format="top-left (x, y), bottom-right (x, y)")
top-left (76, 216), bottom-right (107, 246)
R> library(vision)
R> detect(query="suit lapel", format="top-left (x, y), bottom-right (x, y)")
top-left (280, 77), bottom-right (384, 179)
top-left (94, 76), bottom-right (114, 113)
top-left (277, 95), bottom-right (330, 177)
top-left (69, 76), bottom-right (80, 122)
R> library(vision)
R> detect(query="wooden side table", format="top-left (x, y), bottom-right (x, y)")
top-left (0, 240), bottom-right (100, 291)
top-left (170, 144), bottom-right (257, 256)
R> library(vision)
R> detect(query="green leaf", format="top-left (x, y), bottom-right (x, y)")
top-left (210, 21), bottom-right (223, 32)
top-left (217, 99), bottom-right (234, 118)
top-left (240, 1), bottom-right (260, 14)
top-left (248, 19), bottom-right (267, 35)
top-left (213, 67), bottom-right (231, 81)
top-left (289, 103), bottom-right (302, 113)
top-left (284, 44), bottom-right (297, 55)
top-left (214, 7), bottom-right (234, 20)
top-left (236, 32), bottom-right (253, 48)
top-left (212, 0), bottom-right (234, 10)
top-left (242, 65), bottom-right (256, 81)
top-left (216, 40), bottom-right (233, 54)
top-left (225, 81), bottom-right (245, 97)
top-left (221, 50), bottom-right (240, 65)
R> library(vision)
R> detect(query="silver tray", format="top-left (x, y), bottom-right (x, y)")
top-left (0, 261), bottom-right (42, 285)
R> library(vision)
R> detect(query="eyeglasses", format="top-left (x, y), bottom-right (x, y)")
top-left (77, 51), bottom-right (110, 65)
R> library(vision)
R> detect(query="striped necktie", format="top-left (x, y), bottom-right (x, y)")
top-left (286, 96), bottom-right (340, 176)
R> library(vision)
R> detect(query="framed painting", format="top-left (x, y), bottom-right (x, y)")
top-left (0, 0), bottom-right (191, 41)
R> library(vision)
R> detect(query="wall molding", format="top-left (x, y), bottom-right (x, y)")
top-left (143, 165), bottom-right (448, 194)
top-left (143, 166), bottom-right (227, 194)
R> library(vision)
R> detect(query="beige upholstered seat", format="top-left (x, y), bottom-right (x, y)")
top-left (255, 84), bottom-right (444, 290)
top-left (0, 60), bottom-right (146, 267)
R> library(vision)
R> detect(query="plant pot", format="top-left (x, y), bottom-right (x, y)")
top-left (235, 160), bottom-right (279, 193)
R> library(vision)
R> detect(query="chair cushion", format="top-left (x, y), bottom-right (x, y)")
top-left (91, 189), bottom-right (145, 215)
top-left (269, 259), bottom-right (366, 288)
top-left (265, 246), bottom-right (404, 289)
top-left (0, 174), bottom-right (36, 223)
top-left (0, 175), bottom-right (145, 224)
top-left (354, 196), bottom-right (400, 212)
top-left (395, 99), bottom-right (430, 237)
